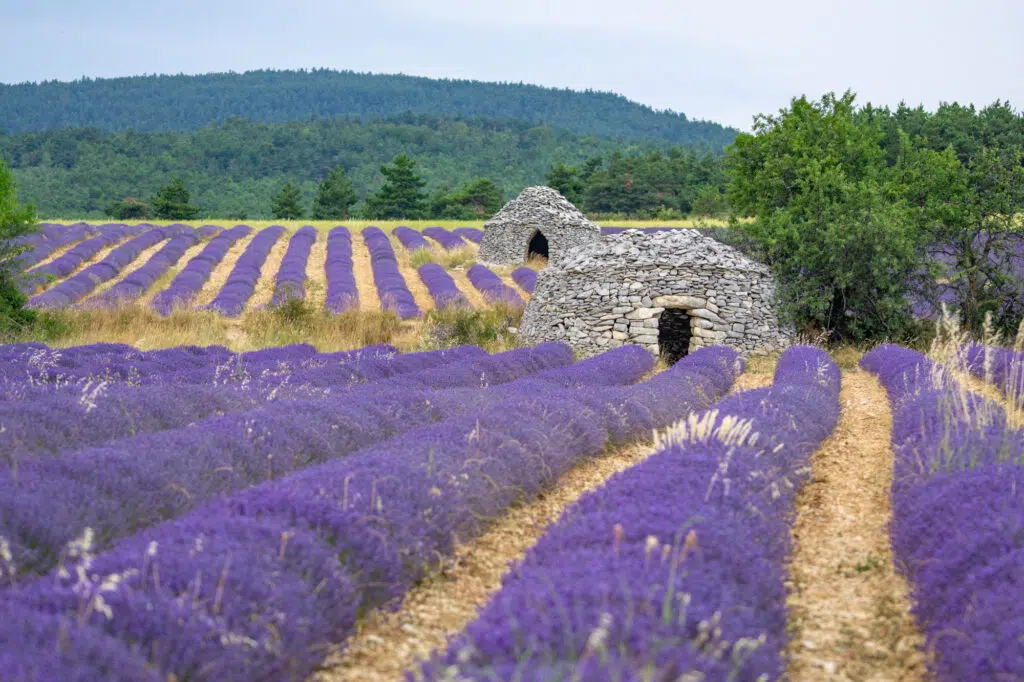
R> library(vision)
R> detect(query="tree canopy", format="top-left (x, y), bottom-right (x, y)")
top-left (150, 178), bottom-right (201, 220)
top-left (271, 182), bottom-right (305, 219)
top-left (0, 159), bottom-right (39, 333)
top-left (312, 167), bottom-right (357, 219)
top-left (362, 154), bottom-right (428, 219)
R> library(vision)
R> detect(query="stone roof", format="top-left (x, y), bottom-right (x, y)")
top-left (554, 228), bottom-right (770, 275)
top-left (484, 186), bottom-right (599, 233)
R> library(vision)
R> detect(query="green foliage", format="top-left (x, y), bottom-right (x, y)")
top-left (0, 159), bottom-right (41, 336)
top-left (150, 178), bottom-right (201, 220)
top-left (362, 154), bottom-right (428, 219)
top-left (726, 92), bottom-right (921, 341)
top-left (311, 167), bottom-right (357, 219)
top-left (0, 69), bottom-right (738, 148)
top-left (429, 177), bottom-right (504, 219)
top-left (104, 197), bottom-right (149, 220)
top-left (271, 181), bottom-right (305, 219)
top-left (545, 163), bottom-right (584, 205)
top-left (897, 136), bottom-right (1024, 333)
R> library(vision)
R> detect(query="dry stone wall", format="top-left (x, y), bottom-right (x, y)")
top-left (518, 229), bottom-right (792, 358)
top-left (478, 186), bottom-right (600, 265)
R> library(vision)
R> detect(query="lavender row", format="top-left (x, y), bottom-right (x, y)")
top-left (269, 225), bottom-right (316, 306)
top-left (511, 265), bottom-right (537, 293)
top-left (861, 345), bottom-right (1024, 681)
top-left (0, 345), bottom-right (732, 681)
top-left (151, 224), bottom-right (252, 315)
top-left (419, 346), bottom-right (840, 681)
top-left (467, 263), bottom-right (524, 306)
top-left (29, 225), bottom-right (195, 309)
top-left (363, 226), bottom-right (421, 318)
top-left (203, 225), bottom-right (286, 316)
top-left (423, 225), bottom-right (467, 250)
top-left (453, 226), bottom-right (483, 243)
top-left (0, 345), bottom-right (460, 459)
top-left (963, 343), bottom-right (1024, 408)
top-left (22, 223), bottom-right (145, 293)
top-left (14, 222), bottom-right (97, 271)
top-left (87, 229), bottom-right (209, 307)
top-left (393, 225), bottom-right (431, 251)
top-left (0, 344), bottom-right (572, 581)
top-left (323, 226), bottom-right (359, 313)
top-left (418, 263), bottom-right (470, 309)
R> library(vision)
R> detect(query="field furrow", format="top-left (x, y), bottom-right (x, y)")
top-left (305, 230), bottom-right (329, 310)
top-left (447, 267), bottom-right (488, 309)
top-left (245, 229), bottom-right (292, 310)
top-left (29, 235), bottom-right (129, 295)
top-left (86, 237), bottom-right (170, 299)
top-left (192, 232), bottom-right (255, 306)
top-left (394, 237), bottom-right (435, 313)
top-left (786, 371), bottom-right (925, 682)
top-left (351, 231), bottom-right (382, 313)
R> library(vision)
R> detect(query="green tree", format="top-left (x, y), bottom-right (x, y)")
top-left (726, 91), bottom-right (921, 341)
top-left (430, 177), bottom-right (504, 218)
top-left (271, 181), bottom-right (304, 219)
top-left (0, 159), bottom-right (40, 334)
top-left (150, 178), bottom-right (201, 220)
top-left (545, 163), bottom-right (584, 205)
top-left (312, 167), bottom-right (357, 219)
top-left (898, 138), bottom-right (1024, 333)
top-left (362, 153), bottom-right (428, 219)
top-left (104, 197), bottom-right (149, 220)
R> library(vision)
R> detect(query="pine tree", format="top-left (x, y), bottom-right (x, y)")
top-left (362, 153), bottom-right (428, 219)
top-left (271, 182), bottom-right (304, 219)
top-left (150, 178), bottom-right (201, 220)
top-left (546, 163), bottom-right (584, 206)
top-left (312, 168), bottom-right (358, 219)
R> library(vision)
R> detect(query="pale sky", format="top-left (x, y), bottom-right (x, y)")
top-left (2, 0), bottom-right (1021, 130)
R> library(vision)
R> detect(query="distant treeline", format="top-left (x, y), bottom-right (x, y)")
top-left (0, 68), bottom-right (736, 147)
top-left (2, 101), bottom-right (1022, 220)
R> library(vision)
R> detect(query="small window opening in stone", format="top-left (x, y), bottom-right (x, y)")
top-left (527, 230), bottom-right (549, 261)
top-left (659, 308), bottom-right (693, 365)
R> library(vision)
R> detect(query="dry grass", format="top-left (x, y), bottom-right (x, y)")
top-left (522, 253), bottom-right (549, 271)
top-left (409, 245), bottom-right (477, 270)
top-left (786, 370), bottom-right (926, 681)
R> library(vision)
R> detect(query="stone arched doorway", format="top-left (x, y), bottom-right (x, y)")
top-left (527, 230), bottom-right (549, 260)
top-left (658, 308), bottom-right (693, 365)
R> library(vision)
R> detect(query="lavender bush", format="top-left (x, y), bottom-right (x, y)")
top-left (453, 227), bottom-right (483, 244)
top-left (203, 225), bottom-right (286, 316)
top-left (423, 226), bottom-right (466, 250)
top-left (15, 222), bottom-right (97, 272)
top-left (963, 343), bottom-right (1024, 409)
top-left (151, 224), bottom-right (252, 315)
top-left (87, 230), bottom-right (208, 307)
top-left (324, 226), bottom-right (359, 313)
top-left (467, 264), bottom-right (524, 306)
top-left (0, 345), bottom-right (737, 681)
top-left (363, 226), bottom-right (421, 318)
top-left (418, 263), bottom-right (470, 309)
top-left (22, 224), bottom-right (144, 293)
top-left (418, 346), bottom-right (840, 681)
top-left (861, 344), bottom-right (1024, 680)
top-left (511, 265), bottom-right (537, 293)
top-left (393, 226), bottom-right (431, 251)
top-left (269, 225), bottom-right (316, 306)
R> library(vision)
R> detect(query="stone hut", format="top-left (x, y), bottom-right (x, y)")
top-left (478, 186), bottom-right (600, 265)
top-left (517, 229), bottom-right (791, 360)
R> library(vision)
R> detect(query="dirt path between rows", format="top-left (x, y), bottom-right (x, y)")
top-left (786, 370), bottom-right (926, 681)
top-left (350, 232), bottom-right (382, 313)
top-left (245, 231), bottom-right (291, 311)
top-left (317, 370), bottom-right (773, 682)
top-left (304, 232), bottom-right (328, 311)
top-left (193, 233), bottom-right (255, 306)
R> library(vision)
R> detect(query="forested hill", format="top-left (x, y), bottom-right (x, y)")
top-left (1, 114), bottom-right (676, 217)
top-left (0, 69), bottom-right (737, 148)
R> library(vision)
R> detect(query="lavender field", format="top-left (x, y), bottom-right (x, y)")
top-left (0, 332), bottom-right (1019, 682)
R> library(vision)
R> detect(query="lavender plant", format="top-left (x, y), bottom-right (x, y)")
top-left (423, 225), bottom-right (467, 250)
top-left (87, 229), bottom-right (208, 307)
top-left (511, 266), bottom-right (537, 293)
top-left (453, 227), bottom-right (483, 244)
top-left (269, 225), bottom-right (316, 306)
top-left (151, 224), bottom-right (252, 315)
top-left (203, 225), bottom-right (286, 316)
top-left (324, 225), bottom-right (359, 313)
top-left (22, 224), bottom-right (145, 293)
top-left (418, 263), bottom-right (470, 309)
top-left (467, 264), bottom-right (523, 307)
top-left (393, 226), bottom-right (431, 251)
top-left (363, 226), bottom-right (421, 319)
top-left (861, 344), bottom-right (1024, 680)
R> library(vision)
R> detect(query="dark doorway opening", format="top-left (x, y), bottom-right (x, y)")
top-left (659, 309), bottom-right (692, 365)
top-left (527, 231), bottom-right (549, 260)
